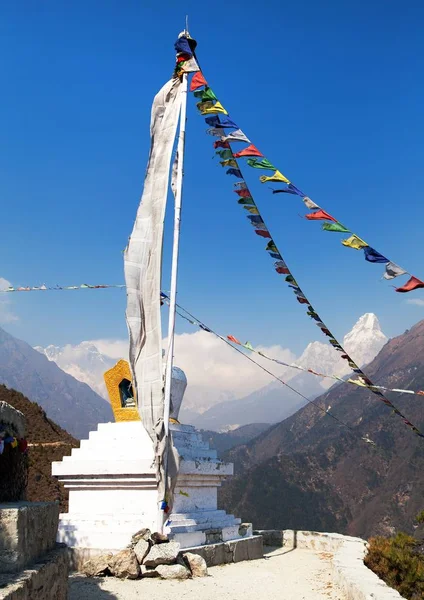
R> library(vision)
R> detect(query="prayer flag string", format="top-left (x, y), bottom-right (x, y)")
top-left (188, 73), bottom-right (424, 439)
top-left (189, 74), bottom-right (423, 295)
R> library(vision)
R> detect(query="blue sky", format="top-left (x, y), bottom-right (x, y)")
top-left (1, 0), bottom-right (424, 355)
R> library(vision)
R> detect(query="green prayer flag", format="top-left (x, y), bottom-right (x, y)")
top-left (266, 241), bottom-right (278, 253)
top-left (194, 87), bottom-right (217, 102)
top-left (247, 158), bottom-right (276, 170)
top-left (322, 222), bottom-right (350, 233)
top-left (216, 149), bottom-right (233, 160)
top-left (244, 341), bottom-right (254, 351)
top-left (237, 197), bottom-right (255, 205)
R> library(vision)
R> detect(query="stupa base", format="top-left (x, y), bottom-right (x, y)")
top-left (52, 421), bottom-right (258, 563)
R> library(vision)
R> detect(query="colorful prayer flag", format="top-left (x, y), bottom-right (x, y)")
top-left (205, 116), bottom-right (221, 127)
top-left (220, 159), bottom-right (238, 168)
top-left (322, 222), bottom-right (350, 232)
top-left (227, 335), bottom-right (241, 345)
top-left (243, 206), bottom-right (260, 214)
top-left (214, 140), bottom-right (230, 149)
top-left (341, 234), bottom-right (369, 250)
top-left (395, 276), bottom-right (424, 293)
top-left (201, 101), bottom-right (228, 115)
top-left (254, 229), bottom-right (271, 238)
top-left (233, 145), bottom-right (264, 158)
top-left (383, 261), bottom-right (407, 280)
top-left (237, 197), bottom-right (255, 205)
top-left (216, 149), bottom-right (234, 160)
top-left (303, 197), bottom-right (320, 210)
top-left (305, 209), bottom-right (336, 222)
top-left (194, 87), bottom-right (217, 101)
top-left (190, 72), bottom-right (207, 91)
top-left (234, 188), bottom-right (251, 197)
top-left (275, 261), bottom-right (290, 274)
top-left (226, 168), bottom-right (242, 178)
top-left (247, 158), bottom-right (276, 170)
top-left (363, 247), bottom-right (389, 263)
top-left (260, 170), bottom-right (290, 184)
top-left (222, 129), bottom-right (250, 143)
top-left (244, 342), bottom-right (254, 351)
top-left (218, 117), bottom-right (238, 129)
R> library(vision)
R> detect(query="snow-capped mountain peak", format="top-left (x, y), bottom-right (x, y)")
top-left (35, 342), bottom-right (117, 399)
top-left (343, 313), bottom-right (387, 368)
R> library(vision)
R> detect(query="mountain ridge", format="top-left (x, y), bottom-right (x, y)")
top-left (220, 320), bottom-right (424, 538)
top-left (0, 327), bottom-right (113, 439)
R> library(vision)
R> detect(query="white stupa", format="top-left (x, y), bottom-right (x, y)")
top-left (52, 363), bottom-right (257, 566)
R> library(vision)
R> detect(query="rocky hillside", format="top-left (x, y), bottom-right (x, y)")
top-left (1, 385), bottom-right (79, 511)
top-left (220, 320), bottom-right (424, 538)
top-left (0, 327), bottom-right (113, 438)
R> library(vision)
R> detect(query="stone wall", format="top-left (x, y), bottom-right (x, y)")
top-left (255, 529), bottom-right (405, 600)
top-left (0, 402), bottom-right (27, 503)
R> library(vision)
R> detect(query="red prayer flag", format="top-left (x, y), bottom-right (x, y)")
top-left (305, 209), bottom-right (336, 222)
top-left (190, 72), bottom-right (207, 91)
top-left (233, 144), bottom-right (264, 159)
top-left (227, 335), bottom-right (241, 345)
top-left (214, 140), bottom-right (230, 149)
top-left (234, 188), bottom-right (251, 197)
top-left (275, 265), bottom-right (290, 274)
top-left (395, 276), bottom-right (424, 293)
top-left (254, 229), bottom-right (271, 238)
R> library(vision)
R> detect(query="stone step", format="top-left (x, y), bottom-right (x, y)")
top-left (169, 510), bottom-right (228, 522)
top-left (169, 518), bottom-right (241, 533)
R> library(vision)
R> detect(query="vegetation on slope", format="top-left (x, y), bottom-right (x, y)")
top-left (365, 532), bottom-right (424, 599)
top-left (1, 385), bottom-right (79, 511)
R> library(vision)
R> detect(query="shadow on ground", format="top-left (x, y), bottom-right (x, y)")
top-left (69, 575), bottom-right (118, 600)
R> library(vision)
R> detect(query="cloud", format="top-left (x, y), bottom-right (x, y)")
top-left (87, 338), bottom-right (129, 359)
top-left (87, 332), bottom-right (296, 414)
top-left (0, 278), bottom-right (19, 324)
top-left (406, 299), bottom-right (424, 307)
top-left (168, 331), bottom-right (296, 413)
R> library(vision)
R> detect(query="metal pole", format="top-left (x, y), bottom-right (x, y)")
top-left (164, 72), bottom-right (187, 436)
top-left (157, 72), bottom-right (187, 533)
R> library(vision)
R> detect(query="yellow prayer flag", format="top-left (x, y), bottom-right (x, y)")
top-left (259, 170), bottom-right (290, 184)
top-left (341, 234), bottom-right (368, 250)
top-left (347, 378), bottom-right (367, 387)
top-left (201, 101), bottom-right (228, 115)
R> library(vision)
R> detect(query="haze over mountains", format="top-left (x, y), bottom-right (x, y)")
top-left (33, 313), bottom-right (388, 431)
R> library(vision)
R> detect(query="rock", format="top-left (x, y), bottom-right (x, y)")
top-left (108, 549), bottom-right (140, 579)
top-left (143, 541), bottom-right (181, 567)
top-left (183, 552), bottom-right (208, 577)
top-left (156, 564), bottom-right (190, 580)
top-left (131, 528), bottom-right (151, 546)
top-left (140, 565), bottom-right (160, 578)
top-left (151, 531), bottom-right (169, 544)
top-left (134, 539), bottom-right (150, 564)
top-left (82, 554), bottom-right (112, 577)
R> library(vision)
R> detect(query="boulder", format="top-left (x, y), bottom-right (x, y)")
top-left (134, 539), bottom-right (150, 564)
top-left (108, 549), bottom-right (140, 579)
top-left (131, 528), bottom-right (151, 546)
top-left (151, 532), bottom-right (169, 544)
top-left (82, 554), bottom-right (112, 577)
top-left (143, 541), bottom-right (181, 567)
top-left (183, 552), bottom-right (208, 577)
top-left (140, 565), bottom-right (160, 578)
top-left (156, 564), bottom-right (190, 580)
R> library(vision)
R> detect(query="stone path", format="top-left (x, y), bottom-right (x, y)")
top-left (69, 548), bottom-right (346, 600)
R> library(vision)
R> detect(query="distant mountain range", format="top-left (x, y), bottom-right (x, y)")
top-left (34, 313), bottom-right (388, 432)
top-left (192, 313), bottom-right (388, 430)
top-left (220, 320), bottom-right (424, 539)
top-left (34, 342), bottom-right (116, 399)
top-left (0, 327), bottom-right (113, 439)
